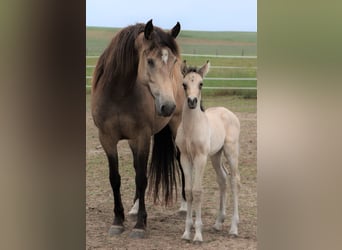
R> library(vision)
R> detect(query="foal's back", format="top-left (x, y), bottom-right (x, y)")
top-left (205, 107), bottom-right (240, 156)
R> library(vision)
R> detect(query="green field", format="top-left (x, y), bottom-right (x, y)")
top-left (86, 26), bottom-right (257, 97)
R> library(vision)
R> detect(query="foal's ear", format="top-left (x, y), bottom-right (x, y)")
top-left (181, 60), bottom-right (188, 77)
top-left (198, 60), bottom-right (210, 77)
top-left (170, 22), bottom-right (181, 38)
top-left (144, 19), bottom-right (154, 40)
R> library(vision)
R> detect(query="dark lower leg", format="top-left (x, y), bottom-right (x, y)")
top-left (135, 172), bottom-right (147, 229)
top-left (108, 155), bottom-right (125, 226)
top-left (129, 138), bottom-right (150, 231)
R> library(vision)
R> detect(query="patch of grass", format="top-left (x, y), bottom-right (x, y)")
top-left (179, 30), bottom-right (257, 43)
top-left (202, 94), bottom-right (257, 113)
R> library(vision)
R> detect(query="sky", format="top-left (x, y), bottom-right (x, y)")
top-left (86, 0), bottom-right (257, 32)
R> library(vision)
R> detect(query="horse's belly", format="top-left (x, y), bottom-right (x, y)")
top-left (209, 125), bottom-right (225, 155)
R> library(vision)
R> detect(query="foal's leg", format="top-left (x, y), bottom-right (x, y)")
top-left (210, 150), bottom-right (228, 231)
top-left (192, 155), bottom-right (207, 243)
top-left (224, 142), bottom-right (241, 236)
top-left (128, 136), bottom-right (151, 238)
top-left (99, 134), bottom-right (125, 236)
top-left (180, 155), bottom-right (193, 241)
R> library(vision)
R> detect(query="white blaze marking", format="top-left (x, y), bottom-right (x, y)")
top-left (162, 49), bottom-right (168, 64)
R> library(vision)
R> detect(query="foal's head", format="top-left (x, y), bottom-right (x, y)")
top-left (135, 19), bottom-right (182, 117)
top-left (181, 60), bottom-right (210, 109)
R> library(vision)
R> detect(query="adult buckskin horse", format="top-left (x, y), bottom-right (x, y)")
top-left (91, 19), bottom-right (185, 238)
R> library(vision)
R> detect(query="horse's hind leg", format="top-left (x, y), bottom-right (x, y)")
top-left (99, 134), bottom-right (125, 236)
top-left (128, 136), bottom-right (150, 238)
top-left (210, 150), bottom-right (228, 231)
top-left (224, 142), bottom-right (241, 236)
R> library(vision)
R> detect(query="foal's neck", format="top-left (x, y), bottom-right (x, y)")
top-left (182, 101), bottom-right (206, 132)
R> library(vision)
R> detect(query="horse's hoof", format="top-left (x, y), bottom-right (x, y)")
top-left (229, 232), bottom-right (238, 238)
top-left (229, 227), bottom-right (238, 237)
top-left (193, 240), bottom-right (203, 245)
top-left (108, 225), bottom-right (124, 237)
top-left (129, 228), bottom-right (146, 239)
top-left (181, 234), bottom-right (191, 242)
top-left (182, 238), bottom-right (191, 243)
top-left (213, 223), bottom-right (223, 231)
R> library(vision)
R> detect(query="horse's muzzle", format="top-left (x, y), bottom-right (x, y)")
top-left (187, 97), bottom-right (197, 109)
top-left (159, 102), bottom-right (176, 117)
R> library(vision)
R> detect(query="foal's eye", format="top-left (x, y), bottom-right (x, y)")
top-left (182, 83), bottom-right (187, 90)
top-left (199, 82), bottom-right (203, 89)
top-left (147, 58), bottom-right (154, 67)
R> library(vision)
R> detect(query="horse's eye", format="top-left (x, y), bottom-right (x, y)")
top-left (147, 58), bottom-right (154, 67)
top-left (182, 83), bottom-right (187, 90)
top-left (199, 82), bottom-right (203, 89)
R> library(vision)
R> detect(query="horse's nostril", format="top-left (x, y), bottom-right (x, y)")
top-left (187, 97), bottom-right (197, 108)
top-left (160, 103), bottom-right (176, 116)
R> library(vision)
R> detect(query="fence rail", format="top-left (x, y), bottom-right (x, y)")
top-left (86, 54), bottom-right (257, 90)
top-left (86, 54), bottom-right (257, 59)
top-left (85, 85), bottom-right (257, 90)
top-left (86, 65), bottom-right (257, 69)
top-left (86, 76), bottom-right (257, 81)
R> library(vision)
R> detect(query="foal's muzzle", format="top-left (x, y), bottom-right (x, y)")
top-left (187, 97), bottom-right (197, 109)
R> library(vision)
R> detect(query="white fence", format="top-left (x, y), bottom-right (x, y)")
top-left (86, 54), bottom-right (257, 90)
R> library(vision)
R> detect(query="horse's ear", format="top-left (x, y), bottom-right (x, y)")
top-left (198, 60), bottom-right (210, 77)
top-left (170, 22), bottom-right (181, 38)
top-left (181, 60), bottom-right (188, 77)
top-left (144, 19), bottom-right (154, 40)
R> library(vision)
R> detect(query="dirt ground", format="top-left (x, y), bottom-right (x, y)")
top-left (86, 96), bottom-right (257, 249)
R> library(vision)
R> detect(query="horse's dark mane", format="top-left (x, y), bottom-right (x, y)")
top-left (92, 23), bottom-right (180, 97)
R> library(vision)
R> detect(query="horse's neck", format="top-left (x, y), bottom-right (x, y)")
top-left (181, 102), bottom-right (206, 133)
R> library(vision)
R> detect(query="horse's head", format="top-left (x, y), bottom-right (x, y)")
top-left (135, 19), bottom-right (182, 117)
top-left (181, 60), bottom-right (210, 109)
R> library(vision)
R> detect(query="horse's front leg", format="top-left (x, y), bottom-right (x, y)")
top-left (128, 135), bottom-right (150, 238)
top-left (180, 154), bottom-right (193, 241)
top-left (102, 143), bottom-right (125, 236)
top-left (192, 154), bottom-right (207, 243)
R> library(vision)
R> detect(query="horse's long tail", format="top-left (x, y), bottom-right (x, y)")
top-left (148, 125), bottom-right (180, 205)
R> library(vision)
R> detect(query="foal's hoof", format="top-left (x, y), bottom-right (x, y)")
top-left (108, 225), bottom-right (124, 237)
top-left (213, 223), bottom-right (223, 231)
top-left (193, 240), bottom-right (203, 245)
top-left (181, 233), bottom-right (191, 242)
top-left (229, 232), bottom-right (239, 238)
top-left (129, 229), bottom-right (146, 239)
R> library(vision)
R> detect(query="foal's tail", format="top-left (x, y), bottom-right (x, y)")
top-left (148, 125), bottom-right (180, 205)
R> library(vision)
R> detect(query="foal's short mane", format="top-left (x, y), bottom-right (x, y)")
top-left (92, 23), bottom-right (180, 95)
top-left (182, 66), bottom-right (200, 76)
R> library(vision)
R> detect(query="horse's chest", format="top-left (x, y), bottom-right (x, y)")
top-left (177, 133), bottom-right (209, 158)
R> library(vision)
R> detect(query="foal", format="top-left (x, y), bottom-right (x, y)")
top-left (175, 61), bottom-right (241, 242)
